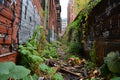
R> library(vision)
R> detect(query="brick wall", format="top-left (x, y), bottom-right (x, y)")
top-left (0, 0), bottom-right (44, 62)
top-left (48, 0), bottom-right (61, 42)
top-left (0, 0), bottom-right (21, 62)
top-left (86, 0), bottom-right (120, 65)
top-left (19, 0), bottom-right (42, 44)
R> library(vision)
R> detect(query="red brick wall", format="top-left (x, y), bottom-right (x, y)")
top-left (0, 0), bottom-right (21, 62)
top-left (33, 0), bottom-right (45, 25)
top-left (49, 0), bottom-right (57, 33)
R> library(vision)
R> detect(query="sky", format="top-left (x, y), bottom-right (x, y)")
top-left (60, 0), bottom-right (69, 19)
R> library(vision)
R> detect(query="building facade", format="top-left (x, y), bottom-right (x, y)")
top-left (67, 0), bottom-right (76, 24)
top-left (86, 0), bottom-right (120, 65)
top-left (67, 0), bottom-right (89, 25)
top-left (19, 0), bottom-right (45, 44)
top-left (47, 0), bottom-right (61, 42)
top-left (0, 0), bottom-right (45, 62)
top-left (60, 19), bottom-right (67, 37)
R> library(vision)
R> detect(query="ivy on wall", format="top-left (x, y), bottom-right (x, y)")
top-left (63, 0), bottom-right (101, 54)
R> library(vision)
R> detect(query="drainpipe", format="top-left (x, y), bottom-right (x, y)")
top-left (18, 0), bottom-right (23, 45)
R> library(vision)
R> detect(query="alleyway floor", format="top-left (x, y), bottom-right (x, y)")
top-left (46, 46), bottom-right (104, 80)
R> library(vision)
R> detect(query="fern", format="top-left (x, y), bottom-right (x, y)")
top-left (29, 55), bottom-right (43, 63)
top-left (52, 73), bottom-right (64, 80)
top-left (39, 63), bottom-right (52, 74)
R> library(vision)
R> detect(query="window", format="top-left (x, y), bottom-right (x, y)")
top-left (0, 0), bottom-right (7, 6)
top-left (29, 16), bottom-right (32, 22)
top-left (24, 6), bottom-right (27, 19)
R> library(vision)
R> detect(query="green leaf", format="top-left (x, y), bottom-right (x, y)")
top-left (26, 42), bottom-right (33, 47)
top-left (100, 64), bottom-right (111, 77)
top-left (110, 77), bottom-right (120, 80)
top-left (0, 62), bottom-right (15, 75)
top-left (39, 63), bottom-right (52, 74)
top-left (0, 74), bottom-right (9, 80)
top-left (9, 66), bottom-right (30, 79)
top-left (0, 62), bottom-right (30, 79)
top-left (21, 50), bottom-right (32, 55)
top-left (32, 50), bottom-right (39, 55)
top-left (23, 76), bottom-right (31, 80)
top-left (105, 51), bottom-right (120, 74)
top-left (52, 73), bottom-right (64, 80)
top-left (32, 74), bottom-right (38, 80)
top-left (90, 78), bottom-right (96, 80)
top-left (19, 45), bottom-right (26, 49)
top-left (29, 55), bottom-right (43, 63)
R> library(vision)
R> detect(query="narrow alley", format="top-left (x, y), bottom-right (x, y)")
top-left (0, 0), bottom-right (120, 80)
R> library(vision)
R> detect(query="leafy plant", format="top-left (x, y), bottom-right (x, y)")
top-left (67, 40), bottom-right (81, 54)
top-left (100, 51), bottom-right (120, 79)
top-left (41, 43), bottom-right (58, 59)
top-left (100, 64), bottom-right (111, 78)
top-left (19, 26), bottom-right (44, 74)
top-left (63, 0), bottom-right (101, 56)
top-left (104, 51), bottom-right (120, 74)
top-left (90, 42), bottom-right (96, 63)
top-left (85, 61), bottom-right (96, 70)
top-left (0, 62), bottom-right (30, 80)
top-left (74, 0), bottom-right (90, 15)
top-left (52, 73), bottom-right (64, 80)
top-left (23, 74), bottom-right (38, 80)
top-left (52, 40), bottom-right (61, 48)
top-left (39, 63), bottom-right (52, 75)
top-left (19, 26), bottom-right (60, 78)
top-left (110, 77), bottom-right (120, 80)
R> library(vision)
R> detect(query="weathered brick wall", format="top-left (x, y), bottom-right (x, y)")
top-left (48, 0), bottom-right (57, 42)
top-left (86, 0), bottom-right (120, 65)
top-left (48, 0), bottom-right (61, 42)
top-left (19, 0), bottom-right (42, 44)
top-left (0, 0), bottom-right (43, 62)
top-left (0, 0), bottom-right (21, 62)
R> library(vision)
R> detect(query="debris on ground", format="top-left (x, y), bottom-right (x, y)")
top-left (46, 47), bottom-right (105, 80)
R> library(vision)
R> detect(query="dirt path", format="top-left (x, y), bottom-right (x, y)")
top-left (56, 47), bottom-right (103, 80)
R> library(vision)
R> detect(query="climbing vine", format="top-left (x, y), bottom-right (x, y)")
top-left (63, 0), bottom-right (101, 55)
top-left (74, 0), bottom-right (90, 15)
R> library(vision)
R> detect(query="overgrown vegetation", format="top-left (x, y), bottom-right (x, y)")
top-left (74, 0), bottom-right (90, 15)
top-left (62, 0), bottom-right (101, 57)
top-left (41, 43), bottom-right (58, 59)
top-left (100, 51), bottom-right (120, 79)
top-left (18, 26), bottom-right (62, 79)
top-left (52, 73), bottom-right (64, 80)
top-left (23, 74), bottom-right (38, 80)
top-left (89, 42), bottom-right (96, 63)
top-left (19, 26), bottom-right (44, 74)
